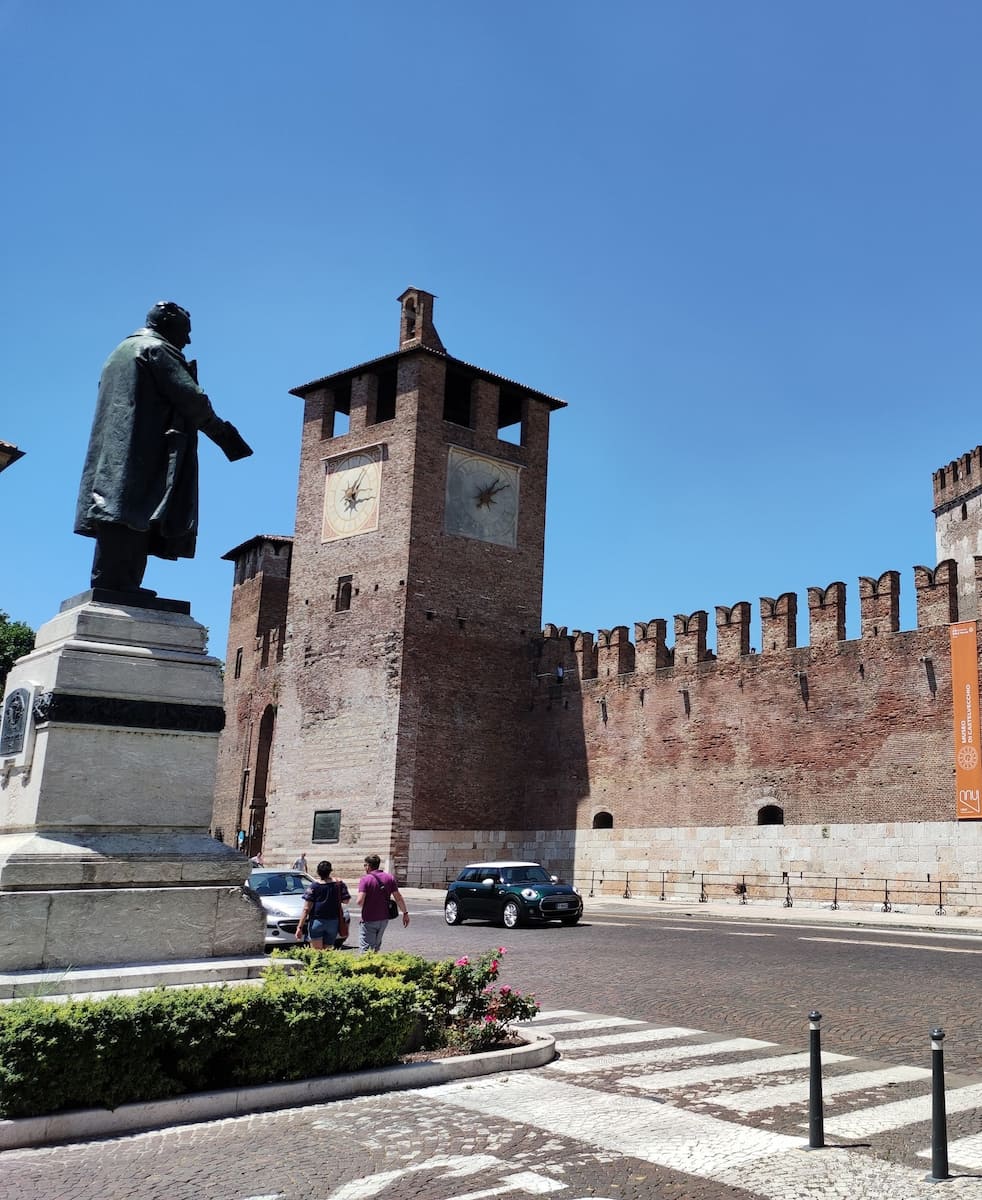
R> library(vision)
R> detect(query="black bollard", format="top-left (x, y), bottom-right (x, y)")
top-left (925, 1027), bottom-right (951, 1183)
top-left (806, 1010), bottom-right (825, 1149)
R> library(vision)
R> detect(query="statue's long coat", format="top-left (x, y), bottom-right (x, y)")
top-left (74, 327), bottom-right (221, 560)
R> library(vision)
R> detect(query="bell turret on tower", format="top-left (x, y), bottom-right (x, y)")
top-left (398, 286), bottom-right (445, 352)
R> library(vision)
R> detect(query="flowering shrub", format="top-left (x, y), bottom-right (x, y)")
top-left (443, 947), bottom-right (539, 1052)
top-left (269, 945), bottom-right (540, 1056)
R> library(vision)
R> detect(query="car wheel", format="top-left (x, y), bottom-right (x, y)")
top-left (501, 898), bottom-right (523, 928)
top-left (444, 898), bottom-right (463, 925)
top-left (560, 914), bottom-right (580, 926)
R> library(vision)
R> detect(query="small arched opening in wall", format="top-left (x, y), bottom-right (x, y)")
top-left (757, 803), bottom-right (784, 826)
top-left (592, 810), bottom-right (614, 829)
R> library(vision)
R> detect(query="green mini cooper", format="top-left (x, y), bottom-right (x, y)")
top-left (444, 861), bottom-right (584, 928)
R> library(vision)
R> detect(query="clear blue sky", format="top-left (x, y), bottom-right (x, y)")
top-left (3, 2), bottom-right (981, 657)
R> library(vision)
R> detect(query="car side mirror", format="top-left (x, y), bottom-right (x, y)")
top-left (482, 877), bottom-right (496, 887)
top-left (550, 875), bottom-right (559, 883)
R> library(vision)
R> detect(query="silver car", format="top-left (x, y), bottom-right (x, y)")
top-left (245, 869), bottom-right (350, 949)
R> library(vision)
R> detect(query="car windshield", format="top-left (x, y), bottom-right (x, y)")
top-left (499, 866), bottom-right (552, 884)
top-left (248, 871), bottom-right (312, 896)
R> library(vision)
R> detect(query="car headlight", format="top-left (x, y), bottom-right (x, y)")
top-left (521, 888), bottom-right (539, 900)
top-left (265, 902), bottom-right (291, 917)
top-left (573, 887), bottom-right (581, 896)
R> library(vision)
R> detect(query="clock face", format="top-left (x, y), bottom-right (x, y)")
top-left (444, 447), bottom-right (520, 546)
top-left (322, 448), bottom-right (382, 541)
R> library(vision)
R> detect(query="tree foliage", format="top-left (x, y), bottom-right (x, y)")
top-left (0, 611), bottom-right (35, 691)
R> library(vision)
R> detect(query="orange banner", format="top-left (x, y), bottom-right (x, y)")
top-left (951, 621), bottom-right (982, 820)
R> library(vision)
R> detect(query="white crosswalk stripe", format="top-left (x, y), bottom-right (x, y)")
top-left (551, 1025), bottom-right (701, 1051)
top-left (709, 1064), bottom-right (930, 1114)
top-left (919, 1131), bottom-right (982, 1171)
top-left (819, 1081), bottom-right (982, 1139)
top-left (620, 1049), bottom-right (854, 1093)
top-left (547, 1035), bottom-right (777, 1075)
top-left (523, 1016), bottom-right (644, 1035)
top-left (428, 1074), bottom-right (801, 1172)
top-left (523, 1009), bottom-right (585, 1021)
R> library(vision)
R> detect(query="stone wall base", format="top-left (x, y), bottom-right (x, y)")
top-left (409, 821), bottom-right (982, 912)
top-left (0, 884), bottom-right (264, 971)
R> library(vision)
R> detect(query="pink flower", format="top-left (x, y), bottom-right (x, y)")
top-left (490, 959), bottom-right (499, 972)
top-left (498, 947), bottom-right (507, 955)
top-left (499, 985), bottom-right (511, 994)
top-left (455, 957), bottom-right (469, 966)
top-left (484, 1016), bottom-right (494, 1023)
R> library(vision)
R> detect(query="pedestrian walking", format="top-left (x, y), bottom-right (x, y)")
top-left (296, 860), bottom-right (350, 950)
top-left (292, 852), bottom-right (308, 872)
top-left (356, 854), bottom-right (410, 951)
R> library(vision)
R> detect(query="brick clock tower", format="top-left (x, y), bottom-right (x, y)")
top-left (214, 289), bottom-right (564, 876)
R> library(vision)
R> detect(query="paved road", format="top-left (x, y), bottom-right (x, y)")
top-left (398, 894), bottom-right (982, 1075)
top-left (4, 895), bottom-right (982, 1200)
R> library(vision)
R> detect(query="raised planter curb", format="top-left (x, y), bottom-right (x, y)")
top-left (0, 1033), bottom-right (556, 1151)
top-left (0, 955), bottom-right (279, 1001)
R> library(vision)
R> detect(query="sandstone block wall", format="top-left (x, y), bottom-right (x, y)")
top-left (410, 821), bottom-right (982, 913)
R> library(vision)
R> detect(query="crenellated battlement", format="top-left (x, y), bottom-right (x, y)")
top-left (634, 618), bottom-right (672, 671)
top-left (715, 602), bottom-right (751, 662)
top-left (913, 559), bottom-right (959, 627)
top-left (540, 560), bottom-right (963, 680)
top-left (933, 446), bottom-right (982, 512)
top-left (807, 582), bottom-right (846, 646)
top-left (760, 592), bottom-right (797, 652)
top-left (859, 570), bottom-right (900, 638)
top-left (674, 611), bottom-right (712, 665)
top-left (597, 626), bottom-right (635, 677)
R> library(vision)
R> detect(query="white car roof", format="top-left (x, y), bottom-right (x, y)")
top-left (463, 861), bottom-right (542, 869)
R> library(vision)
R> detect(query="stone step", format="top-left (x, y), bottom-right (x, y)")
top-left (0, 954), bottom-right (294, 1001)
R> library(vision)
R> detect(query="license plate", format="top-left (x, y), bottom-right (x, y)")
top-left (556, 902), bottom-right (569, 909)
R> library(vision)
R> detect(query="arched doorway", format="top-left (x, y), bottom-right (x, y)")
top-left (247, 704), bottom-right (276, 857)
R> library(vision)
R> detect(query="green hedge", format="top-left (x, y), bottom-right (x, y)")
top-left (269, 947), bottom-right (453, 990)
top-left (267, 948), bottom-right (455, 1049)
top-left (0, 970), bottom-right (419, 1120)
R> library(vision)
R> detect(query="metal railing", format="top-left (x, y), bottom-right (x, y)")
top-left (571, 868), bottom-right (982, 915)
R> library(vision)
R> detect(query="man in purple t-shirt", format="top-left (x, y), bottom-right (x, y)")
top-left (357, 853), bottom-right (410, 952)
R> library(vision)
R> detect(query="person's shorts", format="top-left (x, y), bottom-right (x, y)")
top-left (309, 917), bottom-right (339, 943)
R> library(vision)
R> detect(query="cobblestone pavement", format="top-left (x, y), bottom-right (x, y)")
top-left (4, 895), bottom-right (982, 1199)
top-left (5, 1007), bottom-right (982, 1200)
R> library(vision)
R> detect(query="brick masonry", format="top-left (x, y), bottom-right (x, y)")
top-left (212, 289), bottom-right (982, 894)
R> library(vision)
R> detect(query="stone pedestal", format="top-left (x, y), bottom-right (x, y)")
top-left (0, 592), bottom-right (264, 969)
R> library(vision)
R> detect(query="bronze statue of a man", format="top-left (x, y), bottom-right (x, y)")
top-left (75, 302), bottom-right (252, 594)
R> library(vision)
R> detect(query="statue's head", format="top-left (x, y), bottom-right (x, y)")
top-left (146, 301), bottom-right (192, 350)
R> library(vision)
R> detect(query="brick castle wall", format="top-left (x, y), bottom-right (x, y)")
top-left (524, 566), bottom-right (961, 835)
